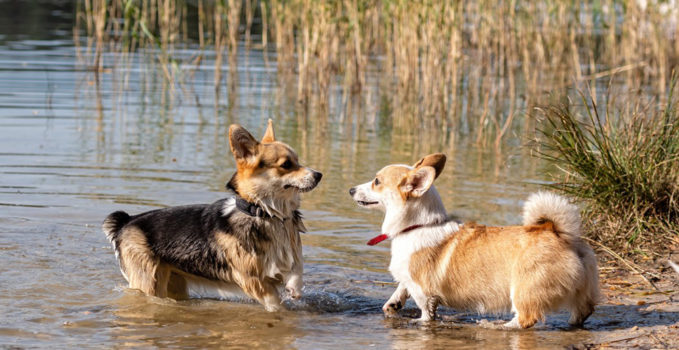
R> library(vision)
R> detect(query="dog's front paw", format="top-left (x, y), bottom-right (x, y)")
top-left (264, 302), bottom-right (282, 312)
top-left (382, 300), bottom-right (403, 317)
top-left (263, 294), bottom-right (282, 312)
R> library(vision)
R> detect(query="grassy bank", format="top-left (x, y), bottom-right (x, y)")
top-left (534, 87), bottom-right (679, 256)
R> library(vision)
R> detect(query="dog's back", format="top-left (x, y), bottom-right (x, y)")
top-left (104, 200), bottom-right (304, 298)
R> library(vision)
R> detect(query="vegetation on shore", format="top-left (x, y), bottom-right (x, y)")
top-left (534, 85), bottom-right (679, 256)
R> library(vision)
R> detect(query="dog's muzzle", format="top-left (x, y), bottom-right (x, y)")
top-left (349, 187), bottom-right (378, 206)
top-left (295, 170), bottom-right (322, 192)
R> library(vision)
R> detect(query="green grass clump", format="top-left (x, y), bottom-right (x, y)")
top-left (535, 89), bottom-right (679, 256)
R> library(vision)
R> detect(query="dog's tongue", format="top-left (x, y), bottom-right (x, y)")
top-left (367, 234), bottom-right (388, 246)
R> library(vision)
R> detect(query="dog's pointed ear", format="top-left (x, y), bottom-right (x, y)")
top-left (229, 124), bottom-right (259, 159)
top-left (261, 119), bottom-right (276, 144)
top-left (400, 166), bottom-right (436, 198)
top-left (413, 153), bottom-right (446, 179)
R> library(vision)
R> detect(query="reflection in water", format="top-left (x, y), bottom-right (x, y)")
top-left (383, 316), bottom-right (595, 350)
top-left (75, 0), bottom-right (679, 154)
top-left (109, 293), bottom-right (304, 348)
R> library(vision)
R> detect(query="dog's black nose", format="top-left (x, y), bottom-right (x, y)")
top-left (313, 171), bottom-right (323, 183)
top-left (349, 187), bottom-right (356, 196)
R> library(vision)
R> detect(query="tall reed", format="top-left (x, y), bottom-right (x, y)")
top-left (75, 0), bottom-right (679, 146)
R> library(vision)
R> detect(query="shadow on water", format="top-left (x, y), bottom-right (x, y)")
top-left (587, 303), bottom-right (679, 330)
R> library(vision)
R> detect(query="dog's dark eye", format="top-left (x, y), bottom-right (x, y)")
top-left (280, 160), bottom-right (293, 169)
top-left (374, 178), bottom-right (380, 186)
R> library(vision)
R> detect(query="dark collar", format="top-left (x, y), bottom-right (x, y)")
top-left (234, 196), bottom-right (271, 218)
top-left (226, 180), bottom-right (271, 218)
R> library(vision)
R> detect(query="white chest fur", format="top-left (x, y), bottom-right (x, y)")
top-left (222, 197), bottom-right (304, 280)
top-left (261, 217), bottom-right (302, 277)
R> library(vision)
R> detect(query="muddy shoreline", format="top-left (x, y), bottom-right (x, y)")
top-left (568, 255), bottom-right (679, 349)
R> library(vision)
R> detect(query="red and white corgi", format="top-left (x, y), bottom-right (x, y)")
top-left (103, 120), bottom-right (322, 311)
top-left (349, 153), bottom-right (599, 328)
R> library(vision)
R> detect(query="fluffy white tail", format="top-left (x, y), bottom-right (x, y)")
top-left (522, 192), bottom-right (581, 236)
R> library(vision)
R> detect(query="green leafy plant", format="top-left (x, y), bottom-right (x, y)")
top-left (534, 86), bottom-right (679, 255)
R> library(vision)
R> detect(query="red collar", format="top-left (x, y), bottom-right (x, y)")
top-left (366, 224), bottom-right (424, 246)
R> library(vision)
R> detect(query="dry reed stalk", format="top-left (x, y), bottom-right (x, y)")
top-left (259, 0), bottom-right (268, 49)
top-left (91, 0), bottom-right (106, 73)
top-left (227, 0), bottom-right (241, 55)
top-left (270, 0), bottom-right (295, 74)
top-left (214, 1), bottom-right (225, 93)
top-left (296, 0), bottom-right (311, 105)
top-left (197, 0), bottom-right (205, 47)
top-left (583, 237), bottom-right (661, 291)
top-left (244, 0), bottom-right (254, 50)
top-left (76, 0), bottom-right (679, 147)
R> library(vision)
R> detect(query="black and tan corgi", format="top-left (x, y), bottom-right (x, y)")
top-left (103, 120), bottom-right (322, 311)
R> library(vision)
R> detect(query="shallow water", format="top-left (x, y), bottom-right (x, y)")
top-left (2, 8), bottom-right (674, 350)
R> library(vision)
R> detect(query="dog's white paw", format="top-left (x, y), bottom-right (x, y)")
top-left (264, 303), bottom-right (281, 312)
top-left (382, 300), bottom-right (403, 317)
top-left (414, 315), bottom-right (436, 324)
top-left (502, 317), bottom-right (522, 329)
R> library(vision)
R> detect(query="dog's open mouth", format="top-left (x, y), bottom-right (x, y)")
top-left (357, 200), bottom-right (379, 206)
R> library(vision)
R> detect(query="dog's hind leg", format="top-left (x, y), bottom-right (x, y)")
top-left (568, 301), bottom-right (594, 327)
top-left (567, 278), bottom-right (597, 327)
top-left (503, 292), bottom-right (524, 329)
top-left (167, 272), bottom-right (189, 300)
top-left (568, 245), bottom-right (599, 327)
top-left (508, 306), bottom-right (540, 329)
top-left (154, 264), bottom-right (172, 298)
top-left (507, 287), bottom-right (543, 329)
top-left (118, 227), bottom-right (160, 296)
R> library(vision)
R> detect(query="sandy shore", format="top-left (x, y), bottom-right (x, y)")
top-left (571, 257), bottom-right (679, 349)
